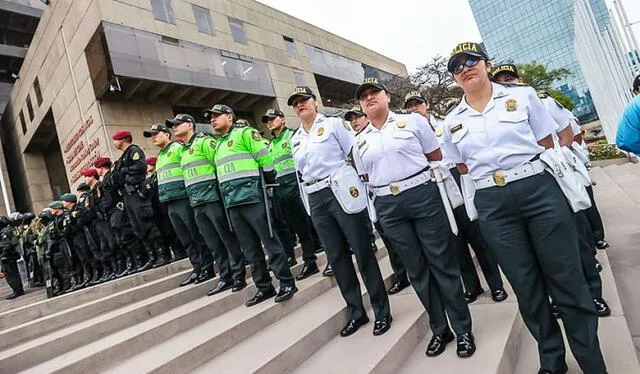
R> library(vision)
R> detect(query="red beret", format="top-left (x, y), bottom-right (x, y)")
top-left (94, 157), bottom-right (112, 168)
top-left (146, 157), bottom-right (157, 166)
top-left (112, 130), bottom-right (132, 140)
top-left (80, 168), bottom-right (99, 178)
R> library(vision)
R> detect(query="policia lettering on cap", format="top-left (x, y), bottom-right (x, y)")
top-left (354, 76), bottom-right (476, 358)
top-left (206, 103), bottom-right (297, 307)
top-left (442, 42), bottom-right (607, 374)
top-left (288, 85), bottom-right (392, 338)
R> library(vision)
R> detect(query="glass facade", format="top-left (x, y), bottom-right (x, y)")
top-left (468, 0), bottom-right (611, 123)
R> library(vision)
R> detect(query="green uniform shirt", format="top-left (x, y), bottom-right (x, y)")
top-left (156, 141), bottom-right (188, 202)
top-left (269, 127), bottom-right (299, 199)
top-left (215, 126), bottom-right (274, 208)
top-left (181, 133), bottom-right (221, 207)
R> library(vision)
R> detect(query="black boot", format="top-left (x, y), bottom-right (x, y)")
top-left (101, 260), bottom-right (114, 282)
top-left (89, 266), bottom-right (101, 286)
top-left (136, 249), bottom-right (155, 272)
top-left (117, 255), bottom-right (131, 277)
top-left (66, 275), bottom-right (79, 293)
top-left (153, 248), bottom-right (170, 268)
top-left (77, 266), bottom-right (91, 289)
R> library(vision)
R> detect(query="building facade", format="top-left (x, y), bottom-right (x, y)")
top-left (2, 0), bottom-right (407, 213)
top-left (468, 0), bottom-right (635, 140)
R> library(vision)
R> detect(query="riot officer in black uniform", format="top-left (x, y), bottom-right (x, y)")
top-left (1, 215), bottom-right (23, 299)
top-left (61, 193), bottom-right (95, 289)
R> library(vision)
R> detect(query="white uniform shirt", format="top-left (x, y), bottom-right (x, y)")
top-left (568, 113), bottom-right (582, 136)
top-left (540, 96), bottom-right (570, 133)
top-left (292, 113), bottom-right (355, 183)
top-left (442, 83), bottom-right (558, 180)
top-left (429, 114), bottom-right (455, 167)
top-left (355, 111), bottom-right (439, 187)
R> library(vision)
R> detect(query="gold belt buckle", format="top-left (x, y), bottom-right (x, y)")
top-left (493, 171), bottom-right (506, 187)
top-left (390, 184), bottom-right (400, 195)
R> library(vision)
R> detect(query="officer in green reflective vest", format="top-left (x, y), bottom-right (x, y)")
top-left (261, 108), bottom-right (325, 281)
top-left (166, 113), bottom-right (248, 296)
top-left (143, 123), bottom-right (214, 287)
top-left (206, 104), bottom-right (297, 307)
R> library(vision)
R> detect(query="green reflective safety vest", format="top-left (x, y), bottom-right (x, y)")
top-left (214, 126), bottom-right (274, 208)
top-left (181, 133), bottom-right (220, 207)
top-left (156, 141), bottom-right (187, 202)
top-left (269, 127), bottom-right (299, 199)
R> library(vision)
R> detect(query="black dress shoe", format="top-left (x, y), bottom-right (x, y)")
top-left (5, 289), bottom-right (24, 300)
top-left (538, 362), bottom-right (569, 374)
top-left (274, 285), bottom-right (298, 302)
top-left (373, 316), bottom-right (392, 336)
top-left (340, 316), bottom-right (370, 337)
top-left (232, 279), bottom-right (247, 292)
top-left (246, 288), bottom-right (277, 307)
top-left (464, 288), bottom-right (484, 303)
top-left (388, 279), bottom-right (410, 295)
top-left (287, 257), bottom-right (298, 267)
top-left (194, 268), bottom-right (215, 284)
top-left (491, 288), bottom-right (508, 302)
top-left (596, 240), bottom-right (609, 250)
top-left (322, 264), bottom-right (334, 277)
top-left (425, 330), bottom-right (454, 357)
top-left (456, 332), bottom-right (476, 358)
top-left (207, 280), bottom-right (233, 296)
top-left (594, 298), bottom-right (611, 317)
top-left (296, 263), bottom-right (319, 280)
top-left (179, 272), bottom-right (198, 287)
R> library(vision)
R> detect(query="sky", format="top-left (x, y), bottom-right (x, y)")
top-left (257, 0), bottom-right (640, 73)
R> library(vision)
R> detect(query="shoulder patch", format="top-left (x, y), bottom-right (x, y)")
top-left (251, 131), bottom-right (262, 142)
top-left (210, 140), bottom-right (216, 149)
top-left (132, 152), bottom-right (140, 161)
top-left (537, 91), bottom-right (549, 99)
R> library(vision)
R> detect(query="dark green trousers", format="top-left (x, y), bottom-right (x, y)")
top-left (229, 202), bottom-right (294, 291)
top-left (309, 188), bottom-right (390, 321)
top-left (585, 185), bottom-right (605, 246)
top-left (167, 198), bottom-right (213, 274)
top-left (275, 194), bottom-right (318, 265)
top-left (371, 221), bottom-right (408, 284)
top-left (1, 256), bottom-right (23, 293)
top-left (574, 211), bottom-right (602, 299)
top-left (193, 201), bottom-right (245, 283)
top-left (475, 172), bottom-right (605, 374)
top-left (375, 182), bottom-right (472, 336)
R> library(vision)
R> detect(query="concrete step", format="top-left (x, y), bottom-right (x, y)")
top-left (191, 261), bottom-right (396, 374)
top-left (0, 288), bottom-right (46, 313)
top-left (0, 258), bottom-right (192, 331)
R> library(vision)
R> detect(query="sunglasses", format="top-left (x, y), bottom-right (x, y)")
top-left (452, 58), bottom-right (481, 75)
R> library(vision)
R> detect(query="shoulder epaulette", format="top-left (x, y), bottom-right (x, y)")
top-left (393, 109), bottom-right (413, 115)
top-left (537, 91), bottom-right (550, 99)
top-left (432, 111), bottom-right (446, 120)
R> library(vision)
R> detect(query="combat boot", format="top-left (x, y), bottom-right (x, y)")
top-left (136, 250), bottom-right (154, 272)
top-left (77, 266), bottom-right (91, 289)
top-left (66, 275), bottom-right (79, 293)
top-left (153, 248), bottom-right (170, 268)
top-left (89, 266), bottom-right (102, 285)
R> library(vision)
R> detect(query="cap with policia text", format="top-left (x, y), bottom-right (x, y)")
top-left (492, 64), bottom-right (519, 79)
top-left (404, 91), bottom-right (426, 108)
top-left (203, 104), bottom-right (234, 118)
top-left (143, 123), bottom-right (172, 138)
top-left (165, 114), bottom-right (195, 127)
top-left (355, 76), bottom-right (388, 100)
top-left (447, 42), bottom-right (489, 73)
top-left (344, 106), bottom-right (365, 121)
top-left (261, 108), bottom-right (285, 123)
top-left (287, 86), bottom-right (317, 106)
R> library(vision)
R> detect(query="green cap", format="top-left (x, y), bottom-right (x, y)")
top-left (77, 182), bottom-right (90, 192)
top-left (48, 201), bottom-right (64, 209)
top-left (60, 193), bottom-right (77, 203)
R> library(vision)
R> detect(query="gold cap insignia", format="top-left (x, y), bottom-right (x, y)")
top-left (227, 140), bottom-right (233, 147)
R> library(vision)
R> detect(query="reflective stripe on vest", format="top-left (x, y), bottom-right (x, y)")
top-left (218, 169), bottom-right (260, 183)
top-left (184, 174), bottom-right (217, 187)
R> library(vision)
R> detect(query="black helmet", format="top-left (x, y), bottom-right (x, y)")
top-left (38, 210), bottom-right (54, 224)
top-left (0, 216), bottom-right (10, 227)
top-left (22, 212), bottom-right (35, 223)
top-left (8, 212), bottom-right (22, 223)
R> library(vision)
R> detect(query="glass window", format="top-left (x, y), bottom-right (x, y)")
top-left (193, 5), bottom-right (214, 35)
top-left (293, 69), bottom-right (305, 85)
top-left (33, 77), bottom-right (42, 106)
top-left (228, 17), bottom-right (247, 44)
top-left (283, 36), bottom-right (298, 59)
top-left (26, 95), bottom-right (34, 121)
top-left (151, 0), bottom-right (175, 24)
top-left (19, 110), bottom-right (26, 134)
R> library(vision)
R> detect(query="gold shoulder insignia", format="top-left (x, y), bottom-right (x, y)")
top-left (451, 124), bottom-right (463, 133)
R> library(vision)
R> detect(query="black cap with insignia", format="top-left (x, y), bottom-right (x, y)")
top-left (442, 97), bottom-right (461, 115)
top-left (261, 108), bottom-right (285, 123)
top-left (403, 91), bottom-right (426, 108)
top-left (447, 42), bottom-right (489, 73)
top-left (355, 75), bottom-right (388, 100)
top-left (143, 123), bottom-right (172, 138)
top-left (344, 106), bottom-right (365, 121)
top-left (165, 114), bottom-right (195, 127)
top-left (204, 104), bottom-right (234, 118)
top-left (287, 86), bottom-right (317, 106)
top-left (492, 64), bottom-right (519, 79)
top-left (633, 74), bottom-right (640, 92)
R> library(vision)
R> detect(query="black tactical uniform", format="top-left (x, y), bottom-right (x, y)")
top-left (144, 171), bottom-right (183, 261)
top-left (84, 186), bottom-right (116, 282)
top-left (1, 216), bottom-right (23, 299)
top-left (46, 211), bottom-right (76, 294)
top-left (66, 198), bottom-right (96, 289)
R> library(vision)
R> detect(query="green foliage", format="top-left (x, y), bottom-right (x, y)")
top-left (548, 90), bottom-right (575, 111)
top-left (409, 55), bottom-right (463, 113)
top-left (515, 61), bottom-right (572, 91)
top-left (588, 144), bottom-right (627, 160)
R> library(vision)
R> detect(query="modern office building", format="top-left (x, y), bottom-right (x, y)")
top-left (468, 0), bottom-right (635, 141)
top-left (1, 0), bottom-right (407, 212)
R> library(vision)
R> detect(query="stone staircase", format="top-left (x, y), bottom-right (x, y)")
top-left (0, 165), bottom-right (638, 373)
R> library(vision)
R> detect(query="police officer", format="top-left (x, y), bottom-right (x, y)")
top-left (403, 91), bottom-right (507, 303)
top-left (207, 104), bottom-right (296, 306)
top-left (261, 108), bottom-right (325, 280)
top-left (344, 106), bottom-right (410, 295)
top-left (77, 181), bottom-right (112, 283)
top-left (1, 215), bottom-right (23, 299)
top-left (354, 77), bottom-right (475, 357)
top-left (143, 123), bottom-right (211, 286)
top-left (60, 193), bottom-right (94, 289)
top-left (443, 42), bottom-right (606, 374)
top-left (167, 113), bottom-right (247, 296)
top-left (46, 201), bottom-right (76, 294)
top-left (288, 86), bottom-right (391, 337)
top-left (492, 64), bottom-right (611, 317)
top-left (112, 130), bottom-right (165, 272)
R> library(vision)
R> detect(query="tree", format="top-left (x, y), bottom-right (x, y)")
top-left (383, 75), bottom-right (418, 110)
top-left (513, 61), bottom-right (575, 110)
top-left (548, 89), bottom-right (576, 111)
top-left (409, 55), bottom-right (463, 114)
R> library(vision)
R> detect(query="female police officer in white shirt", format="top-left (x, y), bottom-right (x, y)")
top-left (442, 43), bottom-right (606, 374)
top-left (287, 86), bottom-right (392, 338)
top-left (355, 77), bottom-right (475, 358)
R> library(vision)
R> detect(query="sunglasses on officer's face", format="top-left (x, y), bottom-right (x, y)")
top-left (452, 58), bottom-right (481, 75)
